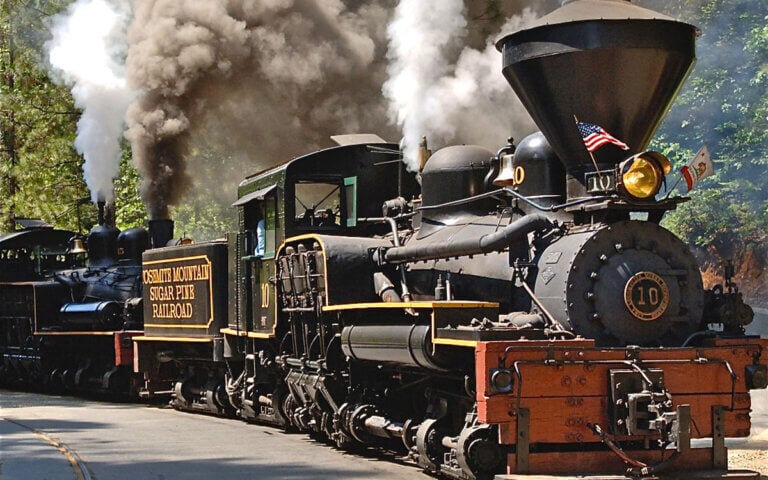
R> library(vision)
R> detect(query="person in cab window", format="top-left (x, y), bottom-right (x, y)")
top-left (255, 218), bottom-right (265, 257)
top-left (320, 209), bottom-right (336, 226)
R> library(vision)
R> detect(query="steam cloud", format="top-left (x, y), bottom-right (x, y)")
top-left (47, 0), bottom-right (134, 203)
top-left (384, 4), bottom-right (539, 170)
top-left (123, 0), bottom-right (543, 218)
top-left (49, 0), bottom-right (546, 219)
top-left (383, 0), bottom-right (468, 169)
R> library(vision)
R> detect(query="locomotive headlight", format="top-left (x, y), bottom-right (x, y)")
top-left (619, 151), bottom-right (672, 200)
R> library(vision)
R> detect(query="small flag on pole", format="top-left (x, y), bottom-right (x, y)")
top-left (577, 122), bottom-right (630, 152)
top-left (681, 145), bottom-right (713, 191)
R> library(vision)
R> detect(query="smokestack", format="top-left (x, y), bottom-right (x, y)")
top-left (89, 199), bottom-right (119, 266)
top-left (148, 219), bottom-right (174, 249)
top-left (496, 0), bottom-right (697, 200)
top-left (97, 200), bottom-right (106, 226)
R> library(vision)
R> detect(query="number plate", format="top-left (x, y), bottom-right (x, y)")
top-left (623, 271), bottom-right (669, 321)
top-left (585, 170), bottom-right (617, 194)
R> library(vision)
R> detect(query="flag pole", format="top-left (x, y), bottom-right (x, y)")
top-left (574, 115), bottom-right (606, 192)
top-left (662, 175), bottom-right (683, 200)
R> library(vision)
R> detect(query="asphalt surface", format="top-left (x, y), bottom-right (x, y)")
top-left (0, 412), bottom-right (85, 480)
top-left (3, 390), bottom-right (767, 479)
top-left (0, 391), bottom-right (423, 480)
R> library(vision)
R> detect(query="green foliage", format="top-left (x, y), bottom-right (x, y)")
top-left (0, 1), bottom-right (240, 237)
top-left (0, 0), bottom-right (99, 232)
top-left (662, 189), bottom-right (767, 247)
top-left (167, 141), bottom-right (240, 241)
top-left (653, 0), bottom-right (768, 247)
top-left (114, 142), bottom-right (146, 230)
top-left (171, 199), bottom-right (234, 242)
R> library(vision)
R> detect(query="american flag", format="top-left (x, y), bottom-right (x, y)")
top-left (577, 122), bottom-right (629, 152)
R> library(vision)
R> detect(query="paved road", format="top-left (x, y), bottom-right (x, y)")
top-left (0, 390), bottom-right (425, 480)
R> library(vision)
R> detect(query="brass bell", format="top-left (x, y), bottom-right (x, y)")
top-left (69, 237), bottom-right (87, 254)
top-left (493, 153), bottom-right (517, 187)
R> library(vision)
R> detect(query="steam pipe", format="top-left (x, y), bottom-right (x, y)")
top-left (381, 213), bottom-right (553, 264)
top-left (358, 216), bottom-right (412, 301)
top-left (415, 187), bottom-right (610, 213)
top-left (384, 216), bottom-right (412, 302)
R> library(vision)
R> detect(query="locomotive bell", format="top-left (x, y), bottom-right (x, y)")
top-left (492, 154), bottom-right (517, 187)
top-left (69, 237), bottom-right (87, 254)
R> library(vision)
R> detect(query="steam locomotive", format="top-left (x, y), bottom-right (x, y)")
top-left (0, 211), bottom-right (145, 394)
top-left (1, 1), bottom-right (766, 479)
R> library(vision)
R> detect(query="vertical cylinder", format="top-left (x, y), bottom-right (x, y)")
top-left (148, 219), bottom-right (174, 248)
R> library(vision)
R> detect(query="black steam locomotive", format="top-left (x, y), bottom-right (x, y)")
top-left (1, 1), bottom-right (766, 479)
top-left (0, 211), bottom-right (145, 393)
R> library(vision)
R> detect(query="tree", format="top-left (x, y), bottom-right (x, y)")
top-left (0, 0), bottom-right (20, 230)
top-left (0, 0), bottom-right (96, 232)
top-left (653, 0), bottom-right (768, 246)
top-left (114, 142), bottom-right (146, 230)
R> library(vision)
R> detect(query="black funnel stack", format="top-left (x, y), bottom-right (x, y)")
top-left (148, 219), bottom-right (174, 248)
top-left (89, 200), bottom-right (120, 266)
top-left (496, 0), bottom-right (697, 200)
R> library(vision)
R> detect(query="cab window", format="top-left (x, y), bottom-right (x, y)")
top-left (243, 194), bottom-right (277, 259)
top-left (293, 180), bottom-right (343, 229)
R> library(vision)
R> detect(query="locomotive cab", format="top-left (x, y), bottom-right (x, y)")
top-left (227, 140), bottom-right (420, 340)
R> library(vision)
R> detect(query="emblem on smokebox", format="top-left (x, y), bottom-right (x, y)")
top-left (623, 271), bottom-right (669, 321)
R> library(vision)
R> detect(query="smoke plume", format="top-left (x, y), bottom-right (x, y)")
top-left (47, 0), bottom-right (134, 203)
top-left (48, 0), bottom-right (551, 219)
top-left (123, 0), bottom-right (396, 219)
top-left (122, 0), bottom-right (552, 218)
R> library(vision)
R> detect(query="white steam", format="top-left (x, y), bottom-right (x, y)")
top-left (383, 0), bottom-right (467, 171)
top-left (47, 0), bottom-right (134, 203)
top-left (384, 1), bottom-right (537, 171)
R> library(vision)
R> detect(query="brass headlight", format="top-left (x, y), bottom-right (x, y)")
top-left (619, 151), bottom-right (671, 200)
